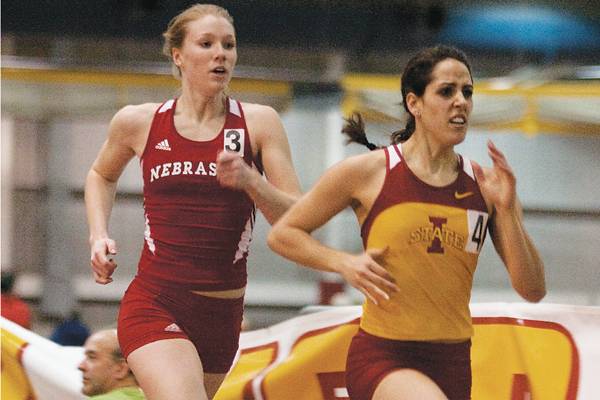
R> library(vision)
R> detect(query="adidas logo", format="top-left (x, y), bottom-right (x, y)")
top-left (155, 139), bottom-right (171, 151)
top-left (164, 323), bottom-right (182, 333)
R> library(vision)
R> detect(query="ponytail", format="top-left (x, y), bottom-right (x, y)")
top-left (342, 111), bottom-right (416, 150)
top-left (390, 114), bottom-right (416, 144)
top-left (341, 112), bottom-right (379, 151)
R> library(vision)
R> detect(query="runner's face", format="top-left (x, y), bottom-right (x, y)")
top-left (417, 58), bottom-right (473, 146)
top-left (173, 14), bottom-right (237, 93)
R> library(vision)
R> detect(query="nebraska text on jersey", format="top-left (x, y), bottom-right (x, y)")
top-left (149, 160), bottom-right (217, 182)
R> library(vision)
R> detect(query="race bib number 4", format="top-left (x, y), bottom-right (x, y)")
top-left (465, 210), bottom-right (489, 254)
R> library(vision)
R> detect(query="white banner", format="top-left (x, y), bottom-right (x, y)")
top-left (2, 303), bottom-right (599, 399)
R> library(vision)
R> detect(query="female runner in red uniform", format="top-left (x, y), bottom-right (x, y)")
top-left (268, 45), bottom-right (545, 399)
top-left (85, 4), bottom-right (301, 399)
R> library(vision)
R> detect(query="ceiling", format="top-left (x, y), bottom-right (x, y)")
top-left (2, 1), bottom-right (599, 77)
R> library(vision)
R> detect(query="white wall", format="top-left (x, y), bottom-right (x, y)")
top-left (1, 116), bottom-right (14, 269)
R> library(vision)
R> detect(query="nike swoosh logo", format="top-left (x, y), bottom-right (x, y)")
top-left (454, 191), bottom-right (474, 199)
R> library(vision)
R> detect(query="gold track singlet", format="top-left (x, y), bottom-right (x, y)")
top-left (360, 143), bottom-right (489, 341)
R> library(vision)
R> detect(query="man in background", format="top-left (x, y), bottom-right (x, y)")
top-left (78, 329), bottom-right (145, 399)
top-left (51, 311), bottom-right (90, 346)
top-left (1, 271), bottom-right (31, 329)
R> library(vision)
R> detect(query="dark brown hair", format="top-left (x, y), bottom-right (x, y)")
top-left (343, 45), bottom-right (472, 150)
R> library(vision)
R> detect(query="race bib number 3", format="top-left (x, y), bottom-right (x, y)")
top-left (224, 129), bottom-right (245, 154)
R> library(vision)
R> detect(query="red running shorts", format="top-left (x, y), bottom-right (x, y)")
top-left (345, 329), bottom-right (471, 400)
top-left (117, 276), bottom-right (244, 374)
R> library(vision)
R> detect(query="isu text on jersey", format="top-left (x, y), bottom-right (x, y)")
top-left (360, 143), bottom-right (489, 341)
top-left (137, 98), bottom-right (257, 290)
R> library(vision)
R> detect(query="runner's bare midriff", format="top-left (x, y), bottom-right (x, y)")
top-left (192, 287), bottom-right (246, 299)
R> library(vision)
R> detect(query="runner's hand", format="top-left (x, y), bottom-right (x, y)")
top-left (338, 247), bottom-right (398, 306)
top-left (473, 140), bottom-right (517, 213)
top-left (89, 238), bottom-right (117, 284)
top-left (216, 150), bottom-right (255, 191)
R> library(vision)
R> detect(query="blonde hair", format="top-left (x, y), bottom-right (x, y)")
top-left (162, 4), bottom-right (235, 78)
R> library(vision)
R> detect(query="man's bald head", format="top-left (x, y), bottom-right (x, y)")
top-left (89, 329), bottom-right (122, 359)
top-left (78, 329), bottom-right (137, 396)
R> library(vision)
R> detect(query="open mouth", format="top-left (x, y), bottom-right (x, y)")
top-left (211, 67), bottom-right (227, 75)
top-left (449, 116), bottom-right (467, 126)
